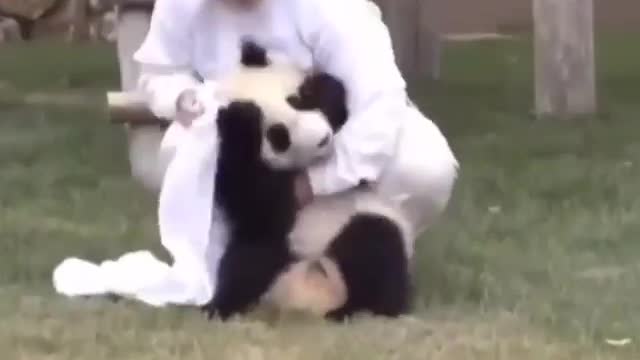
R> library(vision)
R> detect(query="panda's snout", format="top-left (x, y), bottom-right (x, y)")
top-left (317, 133), bottom-right (331, 148)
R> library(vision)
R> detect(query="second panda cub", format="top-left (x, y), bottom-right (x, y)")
top-left (265, 188), bottom-right (415, 320)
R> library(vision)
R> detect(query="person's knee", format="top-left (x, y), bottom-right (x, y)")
top-left (127, 127), bottom-right (169, 192)
top-left (395, 139), bottom-right (459, 234)
top-left (411, 158), bottom-right (458, 230)
top-left (423, 155), bottom-right (459, 213)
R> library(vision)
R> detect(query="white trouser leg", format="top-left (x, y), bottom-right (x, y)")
top-left (116, 9), bottom-right (171, 192)
top-left (374, 105), bottom-right (459, 236)
top-left (126, 127), bottom-right (169, 192)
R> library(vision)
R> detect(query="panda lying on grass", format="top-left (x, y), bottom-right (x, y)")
top-left (203, 41), bottom-right (414, 321)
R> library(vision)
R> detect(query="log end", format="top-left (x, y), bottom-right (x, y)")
top-left (106, 91), bottom-right (167, 126)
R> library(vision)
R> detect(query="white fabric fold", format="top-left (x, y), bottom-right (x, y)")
top-left (53, 113), bottom-right (226, 307)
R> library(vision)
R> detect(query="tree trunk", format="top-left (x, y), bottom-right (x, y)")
top-left (68, 0), bottom-right (89, 42)
top-left (533, 0), bottom-right (596, 118)
top-left (373, 0), bottom-right (441, 82)
top-left (417, 0), bottom-right (442, 80)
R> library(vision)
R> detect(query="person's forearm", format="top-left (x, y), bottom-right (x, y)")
top-left (295, 0), bottom-right (408, 196)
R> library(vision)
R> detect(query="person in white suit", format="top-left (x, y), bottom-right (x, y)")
top-left (132, 0), bottom-right (459, 236)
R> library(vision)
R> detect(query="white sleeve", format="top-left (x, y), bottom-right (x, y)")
top-left (132, 0), bottom-right (213, 120)
top-left (137, 67), bottom-right (222, 122)
top-left (137, 66), bottom-right (202, 120)
top-left (295, 0), bottom-right (408, 196)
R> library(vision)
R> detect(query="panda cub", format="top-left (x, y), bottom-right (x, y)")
top-left (204, 41), bottom-right (412, 321)
top-left (204, 43), bottom-right (333, 319)
top-left (203, 41), bottom-right (344, 320)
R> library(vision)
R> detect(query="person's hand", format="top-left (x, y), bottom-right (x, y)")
top-left (175, 88), bottom-right (205, 127)
top-left (294, 171), bottom-right (313, 209)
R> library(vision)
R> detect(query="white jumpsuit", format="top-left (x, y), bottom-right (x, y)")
top-left (130, 0), bottom-right (459, 235)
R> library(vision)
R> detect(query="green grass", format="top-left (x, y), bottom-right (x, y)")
top-left (1, 35), bottom-right (639, 359)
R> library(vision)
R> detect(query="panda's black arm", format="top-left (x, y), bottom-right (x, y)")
top-left (207, 101), bottom-right (300, 320)
top-left (215, 101), bottom-right (298, 240)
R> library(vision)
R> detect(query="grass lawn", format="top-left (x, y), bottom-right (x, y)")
top-left (1, 34), bottom-right (639, 359)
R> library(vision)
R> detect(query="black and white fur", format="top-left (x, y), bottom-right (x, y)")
top-left (203, 41), bottom-right (413, 321)
top-left (264, 188), bottom-right (415, 320)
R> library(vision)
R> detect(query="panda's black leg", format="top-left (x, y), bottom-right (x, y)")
top-left (203, 241), bottom-right (291, 321)
top-left (327, 214), bottom-right (412, 319)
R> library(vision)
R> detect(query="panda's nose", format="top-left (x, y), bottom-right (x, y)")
top-left (317, 134), bottom-right (331, 148)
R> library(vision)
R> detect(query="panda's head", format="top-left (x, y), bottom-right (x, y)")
top-left (262, 258), bottom-right (347, 317)
top-left (215, 41), bottom-right (348, 170)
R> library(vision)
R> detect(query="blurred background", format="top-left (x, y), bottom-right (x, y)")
top-left (1, 1), bottom-right (639, 359)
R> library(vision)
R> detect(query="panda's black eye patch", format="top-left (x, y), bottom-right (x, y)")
top-left (266, 123), bottom-right (291, 153)
top-left (286, 95), bottom-right (302, 109)
top-left (240, 40), bottom-right (269, 67)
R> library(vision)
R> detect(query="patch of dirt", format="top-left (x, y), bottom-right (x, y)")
top-left (575, 266), bottom-right (627, 281)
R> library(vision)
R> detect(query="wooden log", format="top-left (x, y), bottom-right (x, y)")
top-left (533, 0), bottom-right (597, 118)
top-left (106, 91), bottom-right (167, 125)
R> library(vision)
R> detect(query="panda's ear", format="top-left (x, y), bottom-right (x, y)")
top-left (240, 40), bottom-right (269, 68)
top-left (299, 73), bottom-right (349, 132)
